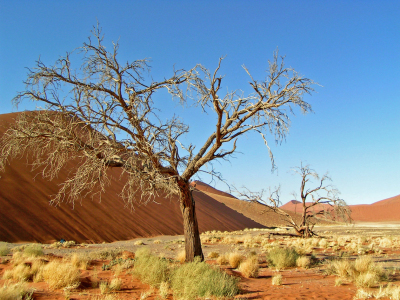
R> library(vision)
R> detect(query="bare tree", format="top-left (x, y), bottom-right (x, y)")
top-left (235, 163), bottom-right (351, 237)
top-left (0, 26), bottom-right (316, 260)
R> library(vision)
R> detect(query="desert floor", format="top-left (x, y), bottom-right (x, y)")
top-left (2, 223), bottom-right (400, 300)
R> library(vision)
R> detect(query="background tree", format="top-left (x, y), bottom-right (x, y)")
top-left (0, 26), bottom-right (315, 261)
top-left (235, 163), bottom-right (352, 237)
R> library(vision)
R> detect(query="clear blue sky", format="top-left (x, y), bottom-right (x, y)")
top-left (0, 1), bottom-right (399, 205)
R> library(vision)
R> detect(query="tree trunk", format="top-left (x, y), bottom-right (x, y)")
top-left (178, 181), bottom-right (204, 262)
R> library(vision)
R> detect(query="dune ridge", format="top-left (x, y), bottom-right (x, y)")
top-left (0, 112), bottom-right (264, 243)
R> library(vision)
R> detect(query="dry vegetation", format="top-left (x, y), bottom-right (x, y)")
top-left (1, 225), bottom-right (400, 299)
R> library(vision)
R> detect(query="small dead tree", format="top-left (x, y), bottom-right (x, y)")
top-left (0, 26), bottom-right (316, 260)
top-left (236, 164), bottom-right (351, 237)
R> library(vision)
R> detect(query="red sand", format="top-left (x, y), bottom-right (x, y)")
top-left (280, 194), bottom-right (400, 223)
top-left (0, 113), bottom-right (263, 243)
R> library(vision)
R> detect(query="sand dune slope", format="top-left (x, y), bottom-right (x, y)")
top-left (349, 194), bottom-right (400, 222)
top-left (0, 113), bottom-right (263, 243)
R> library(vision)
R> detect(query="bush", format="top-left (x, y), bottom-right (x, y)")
top-left (216, 253), bottom-right (228, 265)
top-left (176, 250), bottom-right (186, 263)
top-left (132, 250), bottom-right (170, 288)
top-left (0, 242), bottom-right (10, 256)
top-left (267, 247), bottom-right (299, 269)
top-left (228, 252), bottom-right (243, 269)
top-left (42, 261), bottom-right (80, 290)
top-left (171, 258), bottom-right (239, 300)
top-left (271, 274), bottom-right (282, 285)
top-left (0, 282), bottom-right (33, 300)
top-left (23, 244), bottom-right (44, 257)
top-left (207, 251), bottom-right (219, 259)
top-left (238, 256), bottom-right (259, 278)
top-left (70, 253), bottom-right (91, 270)
top-left (296, 256), bottom-right (311, 269)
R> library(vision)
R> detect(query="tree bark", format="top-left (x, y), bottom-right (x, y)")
top-left (178, 181), bottom-right (204, 262)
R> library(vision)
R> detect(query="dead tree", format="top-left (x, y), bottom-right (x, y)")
top-left (0, 25), bottom-right (316, 261)
top-left (235, 164), bottom-right (352, 237)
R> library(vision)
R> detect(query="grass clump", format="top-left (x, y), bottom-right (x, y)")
top-left (70, 253), bottom-right (91, 270)
top-left (171, 257), bottom-right (239, 300)
top-left (216, 253), bottom-right (229, 265)
top-left (132, 248), bottom-right (170, 288)
top-left (176, 250), bottom-right (186, 263)
top-left (42, 261), bottom-right (80, 290)
top-left (271, 274), bottom-right (282, 285)
top-left (296, 256), bottom-right (311, 269)
top-left (207, 251), bottom-right (219, 259)
top-left (228, 252), bottom-right (243, 269)
top-left (0, 282), bottom-right (33, 300)
top-left (0, 242), bottom-right (10, 256)
top-left (2, 259), bottom-right (45, 282)
top-left (267, 247), bottom-right (299, 270)
top-left (238, 256), bottom-right (259, 278)
top-left (23, 244), bottom-right (44, 257)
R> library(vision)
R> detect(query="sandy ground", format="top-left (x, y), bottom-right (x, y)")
top-left (2, 224), bottom-right (400, 300)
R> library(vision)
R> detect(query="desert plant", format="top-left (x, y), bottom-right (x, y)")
top-left (216, 253), bottom-right (229, 266)
top-left (296, 256), bottom-right (311, 269)
top-left (238, 256), bottom-right (259, 278)
top-left (0, 242), bottom-right (10, 256)
top-left (132, 251), bottom-right (169, 288)
top-left (159, 281), bottom-right (169, 299)
top-left (355, 271), bottom-right (380, 288)
top-left (171, 258), bottom-right (239, 300)
top-left (207, 251), bottom-right (219, 259)
top-left (134, 240), bottom-right (145, 246)
top-left (176, 250), bottom-right (186, 263)
top-left (42, 261), bottom-right (80, 290)
top-left (271, 274), bottom-right (282, 285)
top-left (228, 252), bottom-right (243, 269)
top-left (334, 278), bottom-right (343, 286)
top-left (70, 253), bottom-right (91, 270)
top-left (267, 247), bottom-right (299, 270)
top-left (23, 244), bottom-right (43, 257)
top-left (0, 282), bottom-right (33, 300)
top-left (99, 281), bottom-right (109, 294)
top-left (153, 240), bottom-right (162, 244)
top-left (109, 278), bottom-right (122, 291)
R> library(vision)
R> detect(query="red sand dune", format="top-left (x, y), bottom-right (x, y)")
top-left (0, 112), bottom-right (264, 243)
top-left (280, 194), bottom-right (400, 223)
top-left (349, 194), bottom-right (400, 222)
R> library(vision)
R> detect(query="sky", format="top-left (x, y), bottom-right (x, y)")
top-left (0, 1), bottom-right (399, 205)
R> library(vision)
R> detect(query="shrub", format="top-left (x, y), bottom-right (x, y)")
top-left (134, 240), bottom-right (145, 246)
top-left (159, 281), bottom-right (169, 299)
top-left (2, 259), bottom-right (45, 282)
top-left (216, 253), bottom-right (228, 265)
top-left (228, 252), bottom-right (243, 269)
top-left (207, 251), bottom-right (219, 259)
top-left (238, 256), bottom-right (259, 278)
top-left (42, 261), bottom-right (80, 290)
top-left (171, 258), bottom-right (239, 300)
top-left (176, 250), bottom-right (186, 263)
top-left (132, 250), bottom-right (169, 288)
top-left (70, 253), bottom-right (91, 270)
top-left (23, 244), bottom-right (44, 257)
top-left (109, 277), bottom-right (122, 291)
top-left (296, 256), bottom-right (311, 269)
top-left (0, 282), bottom-right (33, 300)
top-left (153, 240), bottom-right (162, 244)
top-left (267, 247), bottom-right (299, 270)
top-left (355, 271), bottom-right (380, 288)
top-left (0, 242), bottom-right (10, 256)
top-left (271, 274), bottom-right (282, 285)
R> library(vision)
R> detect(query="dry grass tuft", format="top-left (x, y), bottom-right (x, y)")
top-left (158, 281), bottom-right (169, 299)
top-left (176, 250), bottom-right (186, 263)
top-left (271, 274), bottom-right (282, 286)
top-left (23, 244), bottom-right (44, 257)
top-left (216, 253), bottom-right (229, 266)
top-left (0, 242), bottom-right (10, 256)
top-left (0, 282), bottom-right (33, 300)
top-left (296, 256), bottom-right (311, 269)
top-left (70, 253), bottom-right (91, 270)
top-left (267, 247), bottom-right (299, 270)
top-left (228, 252), bottom-right (243, 269)
top-left (207, 251), bottom-right (219, 259)
top-left (109, 277), bottom-right (123, 291)
top-left (238, 256), bottom-right (259, 278)
top-left (42, 260), bottom-right (80, 290)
